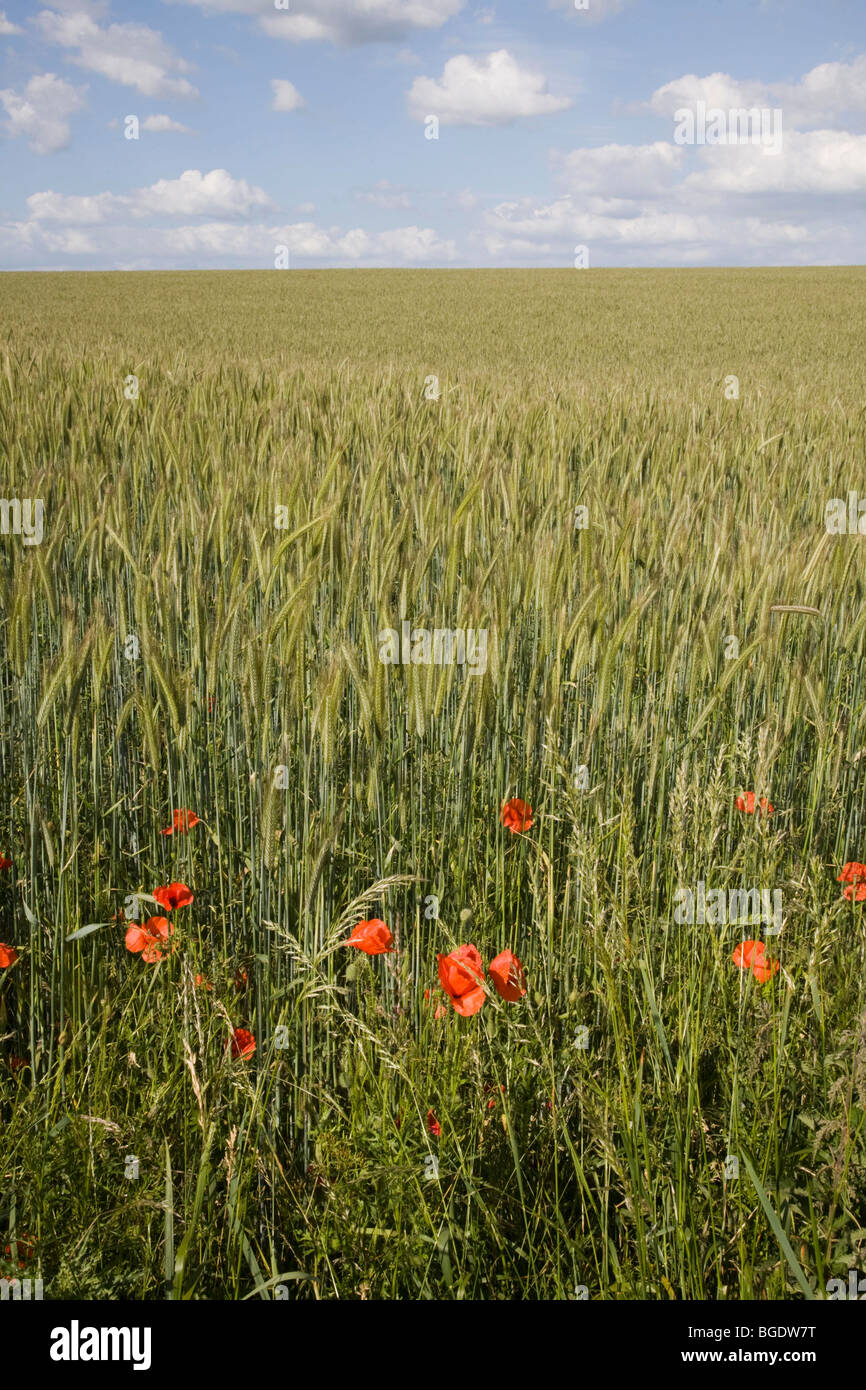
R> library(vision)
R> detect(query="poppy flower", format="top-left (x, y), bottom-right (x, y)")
top-left (843, 883), bottom-right (866, 903)
top-left (427, 1109), bottom-right (441, 1138)
top-left (488, 948), bottom-right (526, 1002)
top-left (838, 862), bottom-right (866, 885)
top-left (125, 916), bottom-right (172, 962)
top-left (345, 918), bottom-right (394, 955)
top-left (437, 944), bottom-right (486, 1016)
top-left (230, 1027), bottom-right (256, 1060)
top-left (234, 969), bottom-right (248, 993)
top-left (160, 809), bottom-right (200, 835)
top-left (0, 943), bottom-right (19, 969)
top-left (4, 1232), bottom-right (35, 1268)
top-left (194, 973), bottom-right (212, 991)
top-left (424, 988), bottom-right (449, 1020)
top-left (732, 939), bottom-right (779, 983)
top-left (0, 854), bottom-right (11, 870)
top-left (501, 798), bottom-right (533, 834)
top-left (124, 925), bottom-right (150, 954)
top-left (484, 1083), bottom-right (506, 1110)
top-left (735, 792), bottom-right (773, 816)
top-left (153, 882), bottom-right (194, 911)
top-left (9, 1055), bottom-right (27, 1072)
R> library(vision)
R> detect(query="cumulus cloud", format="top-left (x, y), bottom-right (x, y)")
top-left (27, 169), bottom-right (272, 221)
top-left (685, 129), bottom-right (866, 195)
top-left (2, 212), bottom-right (458, 267)
top-left (167, 0), bottom-right (465, 46)
top-left (478, 194), bottom-right (812, 265)
top-left (141, 114), bottom-right (192, 132)
top-left (649, 55), bottom-right (866, 132)
top-left (408, 50), bottom-right (572, 126)
top-left (0, 73), bottom-right (87, 153)
top-left (0, 10), bottom-right (24, 34)
top-left (270, 78), bottom-right (304, 111)
top-left (139, 168), bottom-right (271, 215)
top-left (553, 142), bottom-right (685, 196)
top-left (34, 8), bottom-right (197, 99)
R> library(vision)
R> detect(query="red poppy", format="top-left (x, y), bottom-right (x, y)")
top-left (488, 948), bottom-right (526, 1002)
top-left (194, 973), bottom-right (212, 991)
top-left (437, 944), bottom-right (486, 1016)
top-left (838, 862), bottom-right (866, 884)
top-left (735, 792), bottom-right (773, 816)
top-left (234, 969), bottom-right (248, 992)
top-left (9, 1055), bottom-right (27, 1072)
top-left (501, 798), bottom-right (533, 833)
top-left (124, 925), bottom-right (149, 953)
top-left (160, 809), bottom-right (201, 835)
top-left (125, 916), bottom-right (172, 962)
top-left (424, 988), bottom-right (449, 1020)
top-left (345, 918), bottom-right (394, 955)
top-left (843, 883), bottom-right (866, 903)
top-left (230, 1027), bottom-right (256, 1059)
top-left (0, 943), bottom-right (19, 969)
top-left (153, 882), bottom-right (194, 911)
top-left (0, 854), bottom-right (11, 871)
top-left (4, 1232), bottom-right (35, 1267)
top-left (732, 939), bottom-right (779, 983)
top-left (427, 1109), bottom-right (441, 1138)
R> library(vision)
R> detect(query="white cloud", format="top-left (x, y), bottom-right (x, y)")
top-left (27, 169), bottom-right (272, 222)
top-left (0, 73), bottom-right (87, 153)
top-left (271, 78), bottom-right (304, 111)
top-left (355, 179), bottom-right (412, 209)
top-left (1, 213), bottom-right (458, 266)
top-left (553, 142), bottom-right (684, 196)
top-left (167, 0), bottom-right (465, 46)
top-left (0, 10), bottom-right (24, 34)
top-left (649, 71), bottom-right (773, 122)
top-left (685, 129), bottom-right (866, 195)
top-left (549, 0), bottom-right (633, 21)
top-left (479, 194), bottom-right (813, 264)
top-left (141, 114), bottom-right (192, 132)
top-left (649, 55), bottom-right (866, 132)
top-left (34, 8), bottom-right (197, 99)
top-left (27, 188), bottom-right (120, 223)
top-left (139, 168), bottom-right (271, 216)
top-left (408, 49), bottom-right (572, 126)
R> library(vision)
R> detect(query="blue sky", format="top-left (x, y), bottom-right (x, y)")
top-left (2, 0), bottom-right (865, 268)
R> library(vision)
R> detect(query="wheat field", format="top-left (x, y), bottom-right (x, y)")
top-left (1, 267), bottom-right (865, 1300)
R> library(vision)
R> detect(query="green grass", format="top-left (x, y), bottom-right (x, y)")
top-left (1, 268), bottom-right (866, 1300)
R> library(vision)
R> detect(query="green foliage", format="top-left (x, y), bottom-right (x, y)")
top-left (0, 268), bottom-right (865, 1299)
